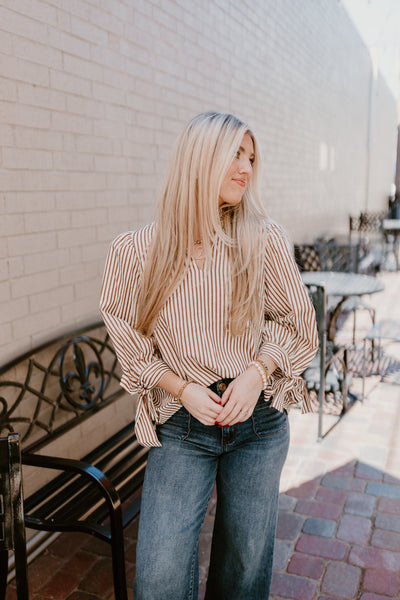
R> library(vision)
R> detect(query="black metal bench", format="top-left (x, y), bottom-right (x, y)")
top-left (0, 322), bottom-right (148, 600)
top-left (0, 433), bottom-right (29, 600)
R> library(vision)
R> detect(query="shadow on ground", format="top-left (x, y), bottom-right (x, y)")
top-left (270, 460), bottom-right (400, 600)
top-left (348, 345), bottom-right (400, 384)
top-left (5, 460), bottom-right (400, 600)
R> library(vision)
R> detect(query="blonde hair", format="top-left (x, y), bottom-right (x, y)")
top-left (136, 111), bottom-right (267, 336)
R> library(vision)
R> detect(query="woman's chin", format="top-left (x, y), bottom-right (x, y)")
top-left (218, 197), bottom-right (243, 209)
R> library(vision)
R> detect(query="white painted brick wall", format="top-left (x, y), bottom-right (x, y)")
top-left (0, 0), bottom-right (398, 362)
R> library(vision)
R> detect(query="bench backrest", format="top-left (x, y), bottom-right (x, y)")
top-left (0, 323), bottom-right (123, 454)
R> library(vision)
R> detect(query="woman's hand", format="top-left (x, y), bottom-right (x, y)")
top-left (180, 383), bottom-right (223, 426)
top-left (216, 366), bottom-right (263, 427)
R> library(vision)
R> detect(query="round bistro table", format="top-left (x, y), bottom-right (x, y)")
top-left (301, 271), bottom-right (384, 342)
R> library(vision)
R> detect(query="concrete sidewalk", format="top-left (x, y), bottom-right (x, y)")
top-left (6, 272), bottom-right (400, 600)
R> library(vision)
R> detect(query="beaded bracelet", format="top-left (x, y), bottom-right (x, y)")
top-left (176, 379), bottom-right (193, 404)
top-left (256, 358), bottom-right (270, 381)
top-left (249, 360), bottom-right (268, 389)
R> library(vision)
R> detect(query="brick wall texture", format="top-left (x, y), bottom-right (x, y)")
top-left (1, 0), bottom-right (398, 361)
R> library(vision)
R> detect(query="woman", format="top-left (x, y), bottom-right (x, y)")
top-left (100, 111), bottom-right (318, 600)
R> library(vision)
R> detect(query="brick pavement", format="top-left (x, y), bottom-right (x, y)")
top-left (271, 400), bottom-right (400, 600)
top-left (5, 272), bottom-right (400, 600)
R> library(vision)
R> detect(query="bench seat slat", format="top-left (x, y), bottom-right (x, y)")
top-left (23, 422), bottom-right (137, 512)
top-left (25, 450), bottom-right (147, 524)
top-left (24, 431), bottom-right (148, 533)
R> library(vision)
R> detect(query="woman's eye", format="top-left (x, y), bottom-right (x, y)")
top-left (234, 150), bottom-right (240, 159)
top-left (250, 157), bottom-right (255, 166)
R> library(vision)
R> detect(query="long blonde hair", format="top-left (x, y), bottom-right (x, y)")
top-left (136, 112), bottom-right (267, 336)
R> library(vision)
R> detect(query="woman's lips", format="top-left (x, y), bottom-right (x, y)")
top-left (232, 178), bottom-right (246, 187)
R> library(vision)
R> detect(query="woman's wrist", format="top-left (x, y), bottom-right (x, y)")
top-left (248, 359), bottom-right (270, 390)
top-left (247, 362), bottom-right (267, 390)
top-left (175, 379), bottom-right (194, 404)
top-left (255, 358), bottom-right (270, 381)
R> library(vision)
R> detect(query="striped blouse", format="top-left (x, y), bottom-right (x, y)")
top-left (100, 221), bottom-right (318, 447)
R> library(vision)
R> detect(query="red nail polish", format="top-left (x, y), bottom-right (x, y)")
top-left (238, 421), bottom-right (241, 424)
top-left (215, 421), bottom-right (219, 425)
top-left (218, 400), bottom-right (222, 405)
top-left (218, 424), bottom-right (223, 428)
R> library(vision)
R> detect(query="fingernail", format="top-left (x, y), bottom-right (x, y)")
top-left (218, 424), bottom-right (223, 429)
top-left (227, 425), bottom-right (230, 429)
top-left (218, 400), bottom-right (222, 405)
top-left (215, 421), bottom-right (219, 425)
top-left (238, 421), bottom-right (241, 424)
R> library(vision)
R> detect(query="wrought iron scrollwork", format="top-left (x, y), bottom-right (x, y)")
top-left (0, 396), bottom-right (9, 431)
top-left (60, 338), bottom-right (104, 409)
top-left (0, 324), bottom-right (122, 450)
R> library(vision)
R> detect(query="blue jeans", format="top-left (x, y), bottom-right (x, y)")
top-left (133, 381), bottom-right (290, 600)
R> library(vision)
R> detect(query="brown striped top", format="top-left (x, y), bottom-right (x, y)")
top-left (100, 221), bottom-right (318, 447)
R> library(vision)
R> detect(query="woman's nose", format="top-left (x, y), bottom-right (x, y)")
top-left (238, 157), bottom-right (252, 173)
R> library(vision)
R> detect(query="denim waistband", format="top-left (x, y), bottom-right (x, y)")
top-left (207, 378), bottom-right (234, 397)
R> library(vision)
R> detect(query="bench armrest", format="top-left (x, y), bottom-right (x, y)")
top-left (22, 452), bottom-right (121, 513)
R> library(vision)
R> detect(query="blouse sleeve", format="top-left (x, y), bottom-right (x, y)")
top-left (259, 223), bottom-right (319, 411)
top-left (100, 231), bottom-right (173, 445)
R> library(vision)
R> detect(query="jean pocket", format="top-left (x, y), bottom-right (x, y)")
top-left (251, 403), bottom-right (288, 439)
top-left (158, 407), bottom-right (191, 441)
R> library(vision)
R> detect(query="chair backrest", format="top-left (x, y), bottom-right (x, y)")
top-left (294, 244), bottom-right (321, 272)
top-left (314, 239), bottom-right (360, 273)
top-left (306, 283), bottom-right (326, 353)
top-left (295, 240), bottom-right (359, 273)
top-left (0, 434), bottom-right (29, 599)
top-left (359, 210), bottom-right (387, 233)
top-left (349, 210), bottom-right (388, 244)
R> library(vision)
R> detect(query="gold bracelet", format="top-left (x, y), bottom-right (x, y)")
top-left (256, 358), bottom-right (270, 381)
top-left (176, 380), bottom-right (193, 404)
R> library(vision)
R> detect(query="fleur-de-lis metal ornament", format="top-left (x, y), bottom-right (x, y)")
top-left (60, 338), bottom-right (104, 410)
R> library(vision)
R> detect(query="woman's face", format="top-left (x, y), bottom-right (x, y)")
top-left (218, 132), bottom-right (254, 208)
